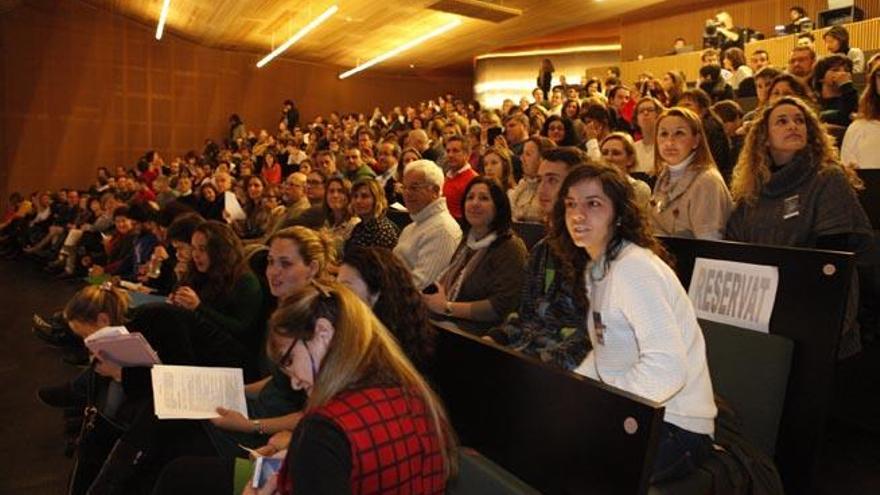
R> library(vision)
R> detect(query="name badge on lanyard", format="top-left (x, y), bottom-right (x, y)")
top-left (783, 194), bottom-right (800, 220)
top-left (592, 311), bottom-right (606, 346)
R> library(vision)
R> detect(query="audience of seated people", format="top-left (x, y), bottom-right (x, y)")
top-left (7, 23), bottom-right (879, 490)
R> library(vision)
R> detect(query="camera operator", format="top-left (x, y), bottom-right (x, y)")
top-left (703, 11), bottom-right (743, 51)
top-left (785, 6), bottom-right (812, 34)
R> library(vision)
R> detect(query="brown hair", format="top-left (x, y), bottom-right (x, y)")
top-left (64, 284), bottom-right (130, 325)
top-left (549, 163), bottom-right (672, 304)
top-left (482, 147), bottom-right (517, 190)
top-left (857, 64), bottom-right (880, 120)
top-left (653, 107), bottom-right (717, 176)
top-left (182, 221), bottom-right (246, 304)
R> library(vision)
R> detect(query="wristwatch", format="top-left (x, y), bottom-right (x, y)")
top-left (252, 419), bottom-right (265, 435)
top-left (444, 301), bottom-right (454, 316)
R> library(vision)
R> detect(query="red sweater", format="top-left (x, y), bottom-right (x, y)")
top-left (279, 387), bottom-right (446, 495)
top-left (443, 166), bottom-right (477, 220)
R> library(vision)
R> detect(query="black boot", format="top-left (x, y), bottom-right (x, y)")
top-left (86, 439), bottom-right (146, 495)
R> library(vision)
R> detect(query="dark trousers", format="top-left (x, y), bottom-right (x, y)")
top-left (651, 421), bottom-right (713, 483)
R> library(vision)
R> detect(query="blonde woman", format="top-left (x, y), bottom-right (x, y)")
top-left (256, 283), bottom-right (457, 494)
top-left (649, 107), bottom-right (732, 239)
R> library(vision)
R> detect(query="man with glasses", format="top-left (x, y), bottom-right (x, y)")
top-left (279, 172), bottom-right (310, 223)
top-left (393, 160), bottom-right (461, 290)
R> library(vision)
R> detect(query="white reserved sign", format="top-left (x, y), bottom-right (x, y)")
top-left (687, 258), bottom-right (779, 333)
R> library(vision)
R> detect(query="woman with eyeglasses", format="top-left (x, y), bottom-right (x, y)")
top-left (153, 283), bottom-right (457, 494)
top-left (632, 97), bottom-right (664, 176)
top-left (256, 283), bottom-right (456, 494)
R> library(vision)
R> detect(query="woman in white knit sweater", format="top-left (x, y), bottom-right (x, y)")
top-left (548, 163), bottom-right (717, 482)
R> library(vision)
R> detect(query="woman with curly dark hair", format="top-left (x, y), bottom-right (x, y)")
top-left (548, 162), bottom-right (716, 483)
top-left (541, 115), bottom-right (580, 147)
top-left (169, 220), bottom-right (265, 379)
top-left (338, 246), bottom-right (434, 371)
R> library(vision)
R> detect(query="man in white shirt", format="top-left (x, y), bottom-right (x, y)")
top-left (393, 160), bottom-right (462, 290)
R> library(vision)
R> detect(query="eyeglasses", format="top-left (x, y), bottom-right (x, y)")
top-left (306, 179), bottom-right (324, 186)
top-left (402, 182), bottom-right (430, 193)
top-left (638, 107), bottom-right (658, 115)
top-left (278, 337), bottom-right (299, 368)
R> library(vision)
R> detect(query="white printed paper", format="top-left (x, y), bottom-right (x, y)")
top-left (687, 257), bottom-right (779, 333)
top-left (224, 191), bottom-right (246, 222)
top-left (151, 365), bottom-right (248, 420)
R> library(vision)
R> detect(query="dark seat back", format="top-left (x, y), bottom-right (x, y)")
top-left (446, 448), bottom-right (541, 495)
top-left (701, 321), bottom-right (794, 456)
top-left (511, 222), bottom-right (546, 251)
top-left (431, 323), bottom-right (664, 494)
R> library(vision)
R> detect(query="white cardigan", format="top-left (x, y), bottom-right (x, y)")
top-left (575, 242), bottom-right (717, 435)
top-left (841, 119), bottom-right (880, 170)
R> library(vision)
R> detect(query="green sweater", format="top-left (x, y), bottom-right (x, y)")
top-left (195, 271), bottom-right (265, 379)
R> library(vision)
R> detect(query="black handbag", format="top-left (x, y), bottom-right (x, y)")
top-left (67, 368), bottom-right (127, 495)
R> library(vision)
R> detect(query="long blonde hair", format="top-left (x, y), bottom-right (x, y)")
top-left (269, 283), bottom-right (458, 477)
top-left (730, 96), bottom-right (863, 205)
top-left (653, 107), bottom-right (716, 176)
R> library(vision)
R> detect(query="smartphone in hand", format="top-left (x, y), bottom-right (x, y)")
top-left (252, 456), bottom-right (283, 489)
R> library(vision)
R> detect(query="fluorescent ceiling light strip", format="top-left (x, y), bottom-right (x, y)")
top-left (339, 19), bottom-right (462, 79)
top-left (476, 44), bottom-right (622, 60)
top-left (155, 0), bottom-right (171, 40)
top-left (257, 5), bottom-right (339, 68)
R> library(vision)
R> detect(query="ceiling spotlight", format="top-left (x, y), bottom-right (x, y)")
top-left (155, 0), bottom-right (171, 40)
top-left (257, 5), bottom-right (339, 68)
top-left (339, 19), bottom-right (461, 79)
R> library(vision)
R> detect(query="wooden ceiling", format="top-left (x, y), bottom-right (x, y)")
top-left (77, 0), bottom-right (680, 73)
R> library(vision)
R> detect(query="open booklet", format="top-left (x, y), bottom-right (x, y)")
top-left (151, 365), bottom-right (248, 420)
top-left (84, 325), bottom-right (161, 367)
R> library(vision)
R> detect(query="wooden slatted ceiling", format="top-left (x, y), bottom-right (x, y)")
top-left (78, 0), bottom-right (666, 72)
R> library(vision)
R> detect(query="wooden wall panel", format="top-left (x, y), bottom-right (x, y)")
top-left (621, 0), bottom-right (878, 61)
top-left (0, 0), bottom-right (473, 205)
top-left (618, 17), bottom-right (880, 86)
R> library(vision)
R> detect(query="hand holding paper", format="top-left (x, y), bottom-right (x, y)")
top-left (151, 365), bottom-right (248, 420)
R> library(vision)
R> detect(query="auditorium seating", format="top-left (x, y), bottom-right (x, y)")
top-left (430, 322), bottom-right (664, 495)
top-left (613, 17), bottom-right (880, 85)
top-left (660, 237), bottom-right (856, 494)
